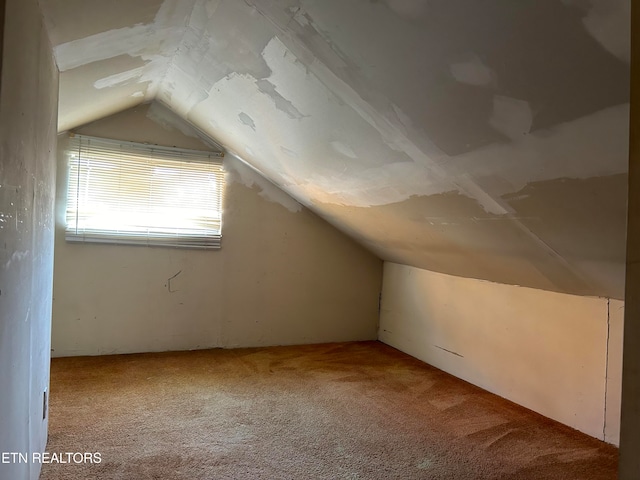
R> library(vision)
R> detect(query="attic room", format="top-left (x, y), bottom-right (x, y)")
top-left (0, 0), bottom-right (638, 478)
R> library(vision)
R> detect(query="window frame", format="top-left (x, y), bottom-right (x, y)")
top-left (64, 134), bottom-right (225, 250)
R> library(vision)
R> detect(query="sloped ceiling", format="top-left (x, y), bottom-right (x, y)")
top-left (40, 0), bottom-right (630, 298)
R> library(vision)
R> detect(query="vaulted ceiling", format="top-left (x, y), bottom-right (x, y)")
top-left (40, 0), bottom-right (630, 298)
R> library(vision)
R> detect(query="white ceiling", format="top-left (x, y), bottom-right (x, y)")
top-left (40, 0), bottom-right (631, 298)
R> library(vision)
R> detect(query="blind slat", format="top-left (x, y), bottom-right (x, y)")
top-left (65, 134), bottom-right (224, 249)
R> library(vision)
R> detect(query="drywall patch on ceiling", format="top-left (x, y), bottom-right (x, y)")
top-left (94, 66), bottom-right (149, 89)
top-left (73, 0), bottom-right (627, 216)
top-left (40, 0), bottom-right (631, 301)
top-left (182, 23), bottom-right (627, 218)
top-left (296, 0), bottom-right (628, 153)
top-left (282, 161), bottom-right (449, 208)
top-left (254, 37), bottom-right (456, 202)
top-left (183, 41), bottom-right (454, 208)
top-left (54, 25), bottom-right (156, 71)
top-left (330, 141), bottom-right (358, 159)
top-left (290, 0), bottom-right (505, 155)
top-left (446, 103), bottom-right (629, 197)
top-left (54, 0), bottom-right (195, 71)
top-left (58, 55), bottom-right (153, 132)
top-left (270, 5), bottom-right (450, 162)
top-left (238, 112), bottom-right (257, 132)
top-left (564, 0), bottom-right (631, 62)
top-left (291, 6), bottom-right (311, 27)
top-left (53, 0), bottom-right (196, 104)
top-left (158, 0), bottom-right (275, 118)
top-left (489, 96), bottom-right (533, 140)
top-left (40, 0), bottom-right (165, 45)
top-left (450, 55), bottom-right (494, 86)
top-left (225, 155), bottom-right (302, 214)
top-left (255, 79), bottom-right (307, 121)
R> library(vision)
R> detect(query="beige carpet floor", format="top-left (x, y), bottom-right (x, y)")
top-left (40, 341), bottom-right (617, 479)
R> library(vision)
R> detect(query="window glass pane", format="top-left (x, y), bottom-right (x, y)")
top-left (65, 135), bottom-right (224, 249)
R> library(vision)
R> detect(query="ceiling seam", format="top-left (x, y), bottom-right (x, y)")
top-left (152, 0), bottom-right (199, 102)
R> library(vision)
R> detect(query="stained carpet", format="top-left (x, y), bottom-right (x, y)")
top-left (41, 341), bottom-right (617, 479)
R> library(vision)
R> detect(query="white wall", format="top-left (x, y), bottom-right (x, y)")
top-left (0, 1), bottom-right (59, 479)
top-left (51, 104), bottom-right (382, 357)
top-left (380, 262), bottom-right (623, 444)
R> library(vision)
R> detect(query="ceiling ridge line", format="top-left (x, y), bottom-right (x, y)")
top-left (152, 0), bottom-right (201, 102)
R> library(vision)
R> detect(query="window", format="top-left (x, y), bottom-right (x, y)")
top-left (65, 134), bottom-right (224, 249)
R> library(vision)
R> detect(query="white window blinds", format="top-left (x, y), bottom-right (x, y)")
top-left (65, 134), bottom-right (224, 249)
